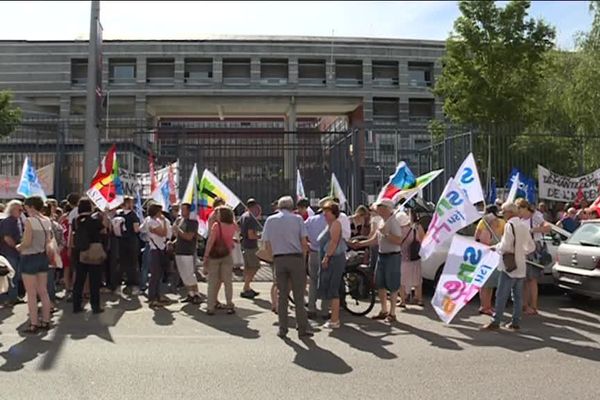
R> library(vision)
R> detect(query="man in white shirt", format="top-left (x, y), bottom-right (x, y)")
top-left (482, 202), bottom-right (535, 331)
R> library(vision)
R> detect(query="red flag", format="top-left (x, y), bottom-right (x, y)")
top-left (149, 151), bottom-right (157, 193)
top-left (574, 184), bottom-right (585, 209)
top-left (168, 163), bottom-right (177, 205)
top-left (86, 145), bottom-right (124, 210)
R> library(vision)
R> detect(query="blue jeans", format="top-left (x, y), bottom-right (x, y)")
top-left (493, 271), bottom-right (524, 326)
top-left (140, 243), bottom-right (151, 290)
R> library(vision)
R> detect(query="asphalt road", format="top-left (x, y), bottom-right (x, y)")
top-left (0, 283), bottom-right (599, 400)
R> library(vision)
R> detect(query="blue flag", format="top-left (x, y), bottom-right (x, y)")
top-left (134, 187), bottom-right (144, 222)
top-left (506, 168), bottom-right (536, 203)
top-left (17, 156), bottom-right (46, 200)
top-left (150, 176), bottom-right (170, 210)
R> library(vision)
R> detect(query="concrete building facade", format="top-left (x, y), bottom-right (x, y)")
top-left (0, 36), bottom-right (444, 204)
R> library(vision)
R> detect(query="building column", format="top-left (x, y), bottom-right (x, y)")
top-left (326, 59), bottom-right (335, 88)
top-left (174, 56), bottom-right (185, 88)
top-left (213, 56), bottom-right (223, 85)
top-left (251, 57), bottom-right (260, 84)
top-left (284, 97), bottom-right (297, 190)
top-left (288, 57), bottom-right (298, 85)
top-left (136, 56), bottom-right (146, 87)
top-left (362, 59), bottom-right (372, 90)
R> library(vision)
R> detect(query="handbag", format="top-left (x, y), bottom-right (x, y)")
top-left (79, 242), bottom-right (107, 265)
top-left (209, 222), bottom-right (231, 259)
top-left (232, 241), bottom-right (244, 267)
top-left (401, 226), bottom-right (421, 261)
top-left (502, 223), bottom-right (518, 273)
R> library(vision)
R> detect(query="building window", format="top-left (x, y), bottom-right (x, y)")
top-left (372, 61), bottom-right (399, 87)
top-left (185, 58), bottom-right (212, 84)
top-left (223, 58), bottom-right (250, 85)
top-left (335, 60), bottom-right (363, 87)
top-left (373, 97), bottom-right (399, 123)
top-left (109, 58), bottom-right (136, 84)
top-left (260, 58), bottom-right (288, 85)
top-left (71, 59), bottom-right (87, 86)
top-left (146, 58), bottom-right (174, 85)
top-left (298, 59), bottom-right (326, 86)
top-left (408, 62), bottom-right (434, 87)
top-left (409, 98), bottom-right (435, 121)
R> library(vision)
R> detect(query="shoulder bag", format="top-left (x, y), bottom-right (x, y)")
top-left (502, 223), bottom-right (518, 273)
top-left (35, 217), bottom-right (62, 268)
top-left (79, 218), bottom-right (107, 265)
top-left (401, 226), bottom-right (421, 261)
top-left (209, 222), bottom-right (231, 259)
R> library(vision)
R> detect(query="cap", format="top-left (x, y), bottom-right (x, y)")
top-left (374, 198), bottom-right (395, 210)
top-left (246, 198), bottom-right (258, 207)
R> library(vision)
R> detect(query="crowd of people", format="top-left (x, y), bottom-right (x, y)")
top-left (0, 190), bottom-right (595, 337)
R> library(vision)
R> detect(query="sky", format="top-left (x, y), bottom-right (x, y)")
top-left (0, 1), bottom-right (594, 49)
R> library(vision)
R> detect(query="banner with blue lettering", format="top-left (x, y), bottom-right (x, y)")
top-left (454, 153), bottom-right (485, 205)
top-left (506, 168), bottom-right (536, 203)
top-left (431, 235), bottom-right (500, 324)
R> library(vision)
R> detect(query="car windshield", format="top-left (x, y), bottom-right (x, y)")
top-left (567, 223), bottom-right (600, 247)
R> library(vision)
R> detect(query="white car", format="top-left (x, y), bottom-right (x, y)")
top-left (421, 223), bottom-right (570, 285)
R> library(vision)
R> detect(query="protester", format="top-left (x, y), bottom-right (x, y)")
top-left (262, 196), bottom-right (312, 338)
top-left (0, 200), bottom-right (24, 306)
top-left (483, 202), bottom-right (535, 331)
top-left (317, 201), bottom-right (346, 329)
top-left (350, 205), bottom-right (369, 238)
top-left (538, 202), bottom-right (553, 222)
top-left (239, 198), bottom-right (262, 299)
top-left (399, 210), bottom-right (425, 308)
top-left (172, 202), bottom-right (201, 304)
top-left (207, 197), bottom-right (226, 230)
top-left (353, 198), bottom-right (403, 323)
top-left (203, 205), bottom-right (237, 315)
top-left (72, 198), bottom-right (107, 314)
top-left (474, 205), bottom-right (505, 315)
top-left (113, 196), bottom-right (141, 295)
top-left (516, 198), bottom-right (551, 316)
top-left (16, 196), bottom-right (53, 333)
top-left (557, 207), bottom-right (580, 233)
top-left (143, 203), bottom-right (172, 309)
top-left (295, 198), bottom-right (311, 221)
top-left (305, 198), bottom-right (328, 319)
top-left (42, 204), bottom-right (64, 307)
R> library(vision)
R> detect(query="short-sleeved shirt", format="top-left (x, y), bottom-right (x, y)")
top-left (120, 210), bottom-right (140, 242)
top-left (175, 218), bottom-right (198, 255)
top-left (146, 218), bottom-right (172, 250)
top-left (305, 213), bottom-right (327, 252)
top-left (522, 210), bottom-right (545, 242)
top-left (376, 215), bottom-right (403, 254)
top-left (475, 216), bottom-right (506, 246)
top-left (0, 216), bottom-right (21, 259)
top-left (240, 211), bottom-right (260, 250)
top-left (262, 210), bottom-right (308, 256)
top-left (338, 213), bottom-right (351, 241)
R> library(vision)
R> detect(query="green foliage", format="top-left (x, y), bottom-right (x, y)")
top-left (434, 0), bottom-right (555, 126)
top-left (0, 91), bottom-right (21, 137)
top-left (428, 120), bottom-right (446, 144)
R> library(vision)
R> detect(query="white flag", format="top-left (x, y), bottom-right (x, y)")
top-left (296, 170), bottom-right (306, 201)
top-left (455, 153), bottom-right (484, 205)
top-left (431, 235), bottom-right (500, 324)
top-left (330, 173), bottom-right (348, 210)
top-left (419, 178), bottom-right (482, 260)
top-left (506, 172), bottom-right (520, 203)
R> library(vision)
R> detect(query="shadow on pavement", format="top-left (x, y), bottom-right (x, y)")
top-left (329, 323), bottom-right (398, 360)
top-left (180, 304), bottom-right (261, 339)
top-left (283, 337), bottom-right (353, 375)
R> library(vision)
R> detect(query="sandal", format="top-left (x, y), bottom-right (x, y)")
top-left (371, 311), bottom-right (389, 320)
top-left (24, 324), bottom-right (40, 334)
top-left (525, 308), bottom-right (539, 316)
top-left (386, 314), bottom-right (397, 323)
top-left (215, 302), bottom-right (225, 310)
top-left (398, 302), bottom-right (407, 309)
top-left (40, 321), bottom-right (53, 330)
top-left (226, 308), bottom-right (236, 315)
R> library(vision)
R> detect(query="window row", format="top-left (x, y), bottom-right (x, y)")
top-left (71, 58), bottom-right (435, 88)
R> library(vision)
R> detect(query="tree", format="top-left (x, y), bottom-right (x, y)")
top-left (0, 91), bottom-right (21, 137)
top-left (433, 0), bottom-right (555, 127)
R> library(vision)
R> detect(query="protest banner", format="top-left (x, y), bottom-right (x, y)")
top-left (431, 235), bottom-right (500, 324)
top-left (419, 178), bottom-right (481, 260)
top-left (120, 161), bottom-right (179, 198)
top-left (538, 165), bottom-right (600, 202)
top-left (0, 162), bottom-right (54, 199)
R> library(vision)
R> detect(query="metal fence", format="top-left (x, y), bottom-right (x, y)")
top-left (0, 118), bottom-right (358, 210)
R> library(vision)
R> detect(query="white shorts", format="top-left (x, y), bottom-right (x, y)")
top-left (175, 255), bottom-right (197, 287)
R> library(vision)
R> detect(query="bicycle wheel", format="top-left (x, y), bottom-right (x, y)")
top-left (342, 269), bottom-right (375, 316)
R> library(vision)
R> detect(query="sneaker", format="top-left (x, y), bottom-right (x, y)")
top-left (481, 323), bottom-right (500, 331)
top-left (323, 321), bottom-right (341, 329)
top-left (504, 322), bottom-right (521, 331)
top-left (240, 290), bottom-right (257, 299)
top-left (249, 289), bottom-right (260, 297)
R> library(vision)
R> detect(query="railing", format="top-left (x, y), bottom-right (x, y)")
top-left (222, 77), bottom-right (251, 86)
top-left (298, 77), bottom-right (326, 86)
top-left (335, 78), bottom-right (363, 87)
